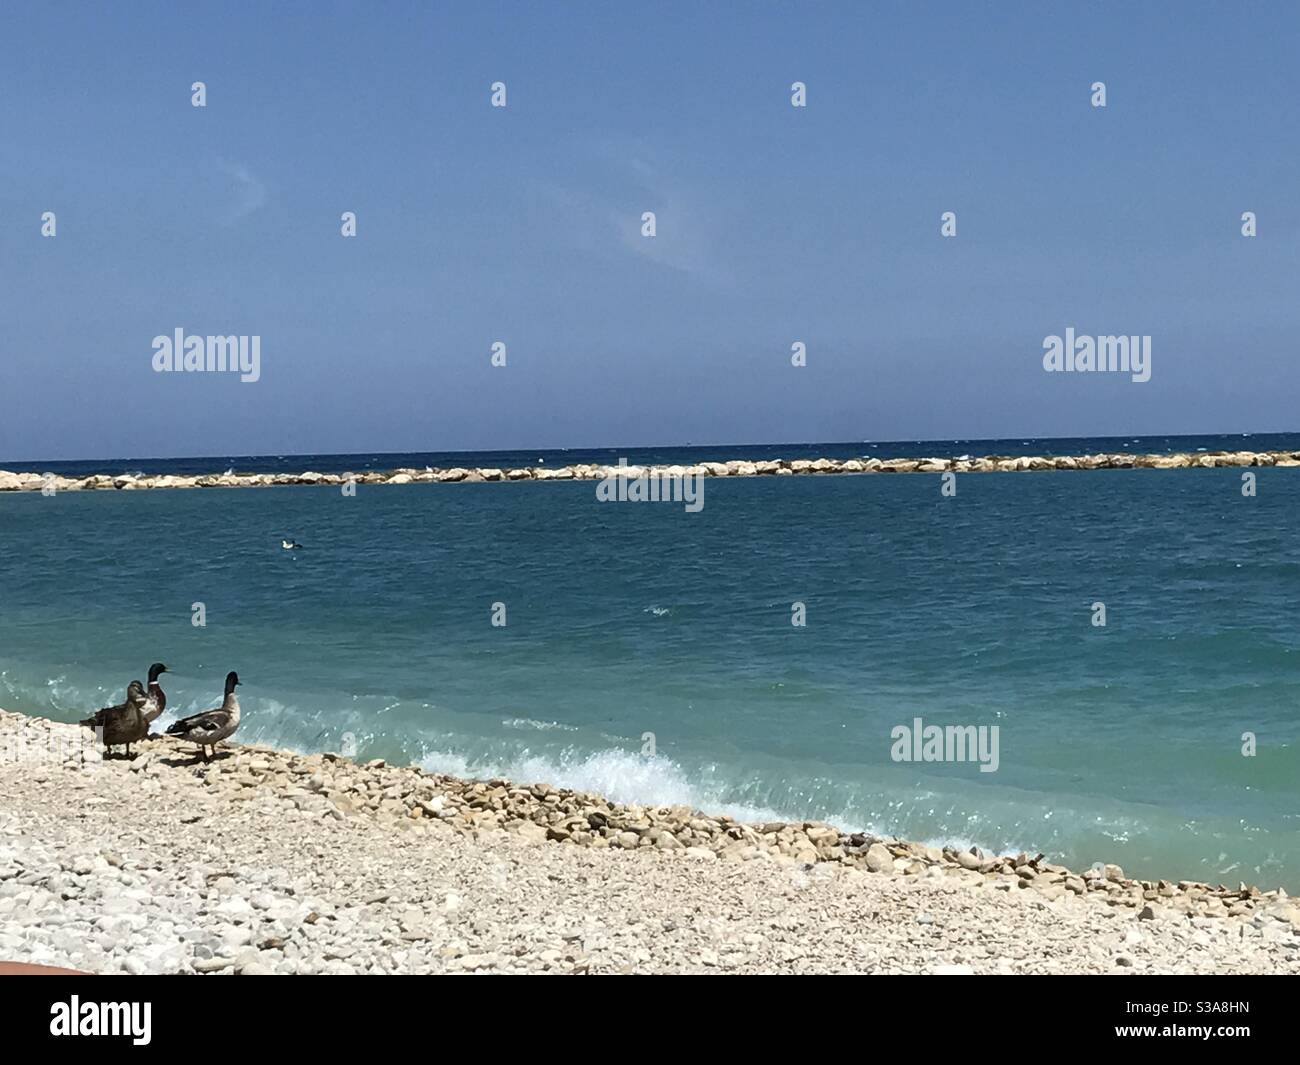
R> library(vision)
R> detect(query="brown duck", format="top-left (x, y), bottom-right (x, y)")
top-left (80, 680), bottom-right (149, 757)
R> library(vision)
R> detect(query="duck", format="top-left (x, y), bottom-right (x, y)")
top-left (166, 671), bottom-right (241, 762)
top-left (143, 662), bottom-right (168, 724)
top-left (80, 680), bottom-right (149, 757)
top-left (281, 539), bottom-right (302, 550)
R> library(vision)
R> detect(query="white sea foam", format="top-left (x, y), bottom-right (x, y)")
top-left (0, 671), bottom-right (113, 717)
top-left (417, 743), bottom-right (786, 823)
top-left (415, 749), bottom-right (481, 779)
top-left (501, 717), bottom-right (578, 732)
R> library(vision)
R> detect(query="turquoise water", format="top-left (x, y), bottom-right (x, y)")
top-left (1, 460), bottom-right (1298, 888)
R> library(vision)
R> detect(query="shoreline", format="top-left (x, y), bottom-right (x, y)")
top-left (3, 708), bottom-right (1297, 974)
top-left (2, 447), bottom-right (1298, 493)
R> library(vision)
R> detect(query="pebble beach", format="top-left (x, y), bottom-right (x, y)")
top-left (2, 708), bottom-right (1297, 975)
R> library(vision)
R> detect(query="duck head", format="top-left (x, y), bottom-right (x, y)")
top-left (225, 671), bottom-right (241, 694)
top-left (148, 663), bottom-right (168, 684)
top-left (126, 680), bottom-right (147, 707)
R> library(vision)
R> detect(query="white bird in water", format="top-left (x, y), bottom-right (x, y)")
top-left (282, 538), bottom-right (303, 550)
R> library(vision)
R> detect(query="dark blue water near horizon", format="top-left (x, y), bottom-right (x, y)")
top-left (5, 432), bottom-right (1298, 478)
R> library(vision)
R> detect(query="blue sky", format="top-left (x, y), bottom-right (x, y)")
top-left (2, 1), bottom-right (1297, 461)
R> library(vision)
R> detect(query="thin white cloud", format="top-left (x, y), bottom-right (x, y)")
top-left (216, 158), bottom-right (268, 224)
top-left (598, 140), bottom-right (709, 275)
top-left (538, 141), bottom-right (715, 278)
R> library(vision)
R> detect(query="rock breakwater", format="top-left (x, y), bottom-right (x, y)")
top-left (2, 449), bottom-right (1297, 493)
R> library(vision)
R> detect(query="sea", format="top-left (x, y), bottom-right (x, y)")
top-left (2, 433), bottom-right (1297, 889)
